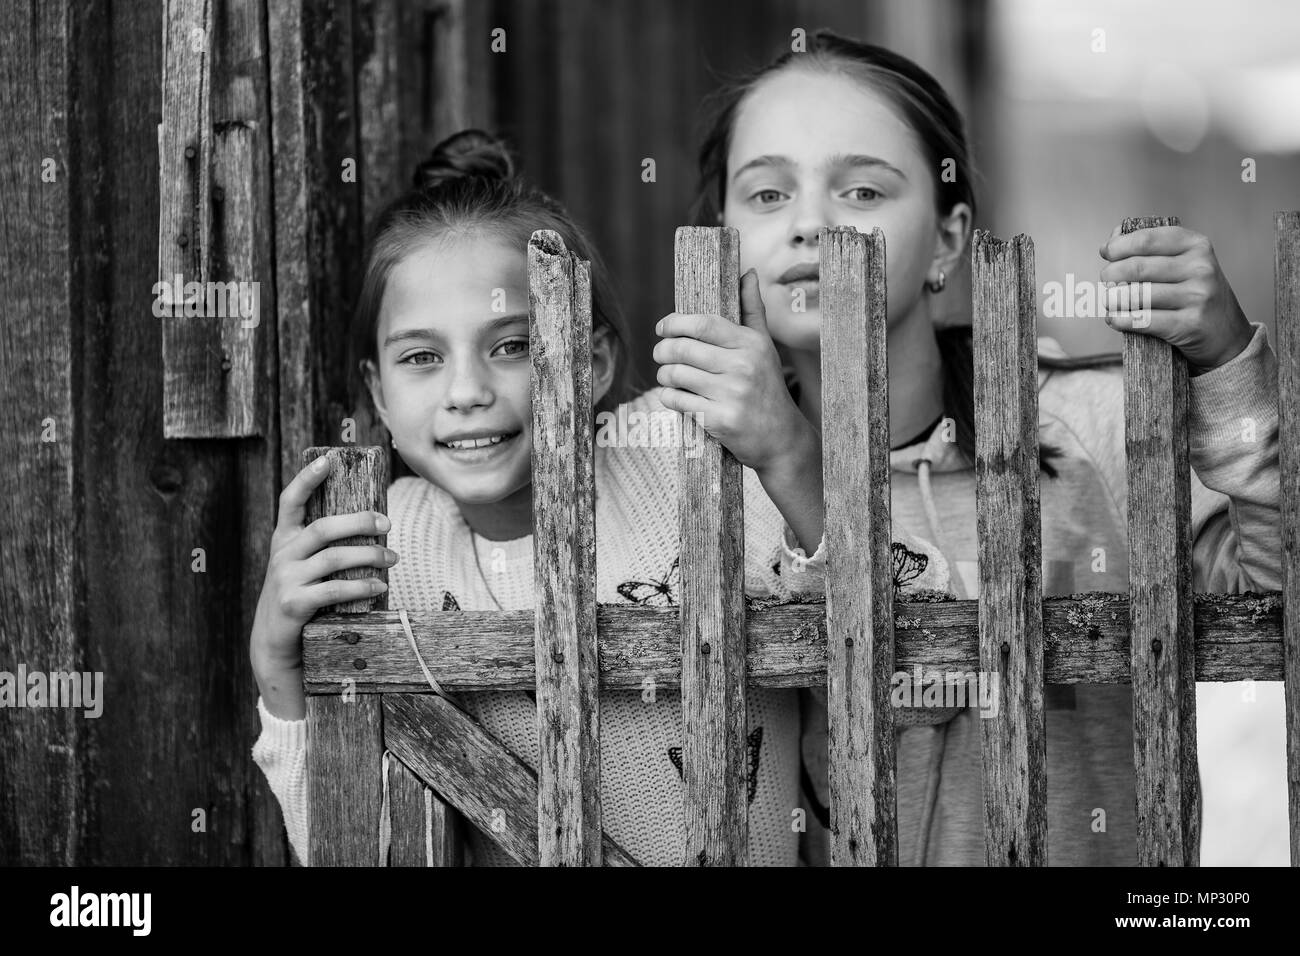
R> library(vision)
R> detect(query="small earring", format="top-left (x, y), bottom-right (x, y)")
top-left (390, 434), bottom-right (398, 450)
top-left (927, 269), bottom-right (947, 294)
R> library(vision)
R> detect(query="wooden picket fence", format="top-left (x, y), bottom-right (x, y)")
top-left (299, 214), bottom-right (1300, 867)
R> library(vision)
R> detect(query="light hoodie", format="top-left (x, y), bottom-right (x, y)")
top-left (787, 322), bottom-right (1282, 865)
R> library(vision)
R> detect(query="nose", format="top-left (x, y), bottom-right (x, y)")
top-left (788, 190), bottom-right (830, 247)
top-left (442, 355), bottom-right (494, 412)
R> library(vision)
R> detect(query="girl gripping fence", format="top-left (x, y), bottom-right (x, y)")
top-left (654, 30), bottom-right (1283, 865)
top-left (248, 130), bottom-right (948, 866)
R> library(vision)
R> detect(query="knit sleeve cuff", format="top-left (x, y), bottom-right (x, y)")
top-left (1188, 322), bottom-right (1277, 446)
top-left (782, 523), bottom-right (827, 574)
top-left (257, 695), bottom-right (308, 751)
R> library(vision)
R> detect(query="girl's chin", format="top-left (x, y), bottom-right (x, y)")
top-left (406, 462), bottom-right (529, 504)
top-left (442, 477), bottom-right (529, 506)
top-left (767, 310), bottom-right (824, 351)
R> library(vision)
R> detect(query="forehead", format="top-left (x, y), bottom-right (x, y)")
top-left (728, 67), bottom-right (926, 173)
top-left (386, 233), bottom-right (526, 300)
top-left (379, 232), bottom-right (527, 327)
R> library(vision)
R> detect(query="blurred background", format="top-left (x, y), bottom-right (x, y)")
top-left (2, 0), bottom-right (1292, 865)
top-left (986, 0), bottom-right (1297, 866)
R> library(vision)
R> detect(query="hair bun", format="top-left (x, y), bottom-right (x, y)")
top-left (413, 129), bottom-right (515, 191)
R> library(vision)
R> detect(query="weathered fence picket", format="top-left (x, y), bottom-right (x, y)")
top-left (1121, 216), bottom-right (1201, 866)
top-left (1276, 211), bottom-right (1300, 867)
top-left (820, 225), bottom-right (898, 866)
top-left (971, 230), bottom-right (1048, 866)
top-left (673, 227), bottom-right (749, 866)
top-left (303, 446), bottom-right (387, 866)
top-left (529, 231), bottom-right (602, 866)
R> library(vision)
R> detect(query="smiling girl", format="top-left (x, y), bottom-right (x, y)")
top-left (247, 130), bottom-right (913, 866)
top-left (655, 31), bottom-right (1282, 865)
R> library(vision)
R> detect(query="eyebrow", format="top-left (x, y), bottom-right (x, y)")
top-left (731, 152), bottom-right (908, 183)
top-left (383, 311), bottom-right (529, 348)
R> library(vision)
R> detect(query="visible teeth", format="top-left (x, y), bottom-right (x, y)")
top-left (446, 435), bottom-right (507, 449)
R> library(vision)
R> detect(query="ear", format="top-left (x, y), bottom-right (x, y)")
top-left (591, 326), bottom-right (618, 408)
top-left (360, 358), bottom-right (390, 430)
top-left (930, 201), bottom-right (973, 288)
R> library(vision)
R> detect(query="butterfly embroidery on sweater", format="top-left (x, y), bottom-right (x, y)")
top-left (892, 541), bottom-right (929, 590)
top-left (616, 556), bottom-right (680, 607)
top-left (772, 541), bottom-right (931, 592)
top-left (441, 591), bottom-right (460, 611)
top-left (667, 726), bottom-right (763, 804)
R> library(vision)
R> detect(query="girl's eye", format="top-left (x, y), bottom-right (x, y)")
top-left (398, 350), bottom-right (439, 367)
top-left (494, 339), bottom-right (529, 358)
top-left (845, 186), bottom-right (883, 203)
top-left (751, 188), bottom-right (786, 205)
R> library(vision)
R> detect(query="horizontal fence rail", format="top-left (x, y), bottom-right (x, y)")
top-left (302, 214), bottom-right (1300, 867)
top-left (302, 595), bottom-right (1285, 690)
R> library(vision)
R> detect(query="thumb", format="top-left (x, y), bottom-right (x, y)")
top-left (739, 268), bottom-right (769, 335)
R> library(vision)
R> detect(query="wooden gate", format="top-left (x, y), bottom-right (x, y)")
top-left (299, 214), bottom-right (1300, 867)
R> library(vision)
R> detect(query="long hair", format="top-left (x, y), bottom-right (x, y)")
top-left (693, 30), bottom-right (1122, 479)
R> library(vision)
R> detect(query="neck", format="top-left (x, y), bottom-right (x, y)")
top-left (456, 482), bottom-right (534, 541)
top-left (788, 304), bottom-right (946, 441)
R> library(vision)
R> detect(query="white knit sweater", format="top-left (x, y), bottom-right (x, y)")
top-left (254, 387), bottom-right (937, 866)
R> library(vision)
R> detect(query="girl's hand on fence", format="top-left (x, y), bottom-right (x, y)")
top-left (653, 268), bottom-right (815, 474)
top-left (1098, 224), bottom-right (1254, 372)
top-left (250, 455), bottom-right (397, 674)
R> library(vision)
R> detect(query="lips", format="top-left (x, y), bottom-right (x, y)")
top-left (777, 262), bottom-right (820, 284)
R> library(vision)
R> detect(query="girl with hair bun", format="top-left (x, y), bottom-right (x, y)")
top-left (247, 130), bottom-right (926, 865)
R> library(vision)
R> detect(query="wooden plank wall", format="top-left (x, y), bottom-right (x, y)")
top-left (0, 0), bottom-right (86, 866)
top-left (0, 0), bottom-right (491, 866)
top-left (84, 0), bottom-right (282, 867)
